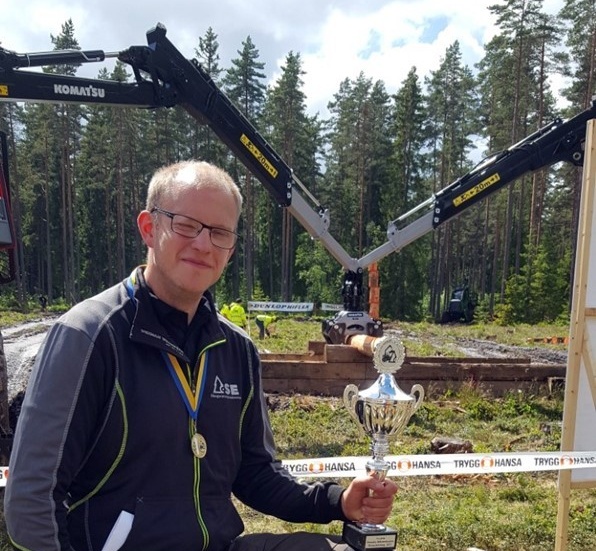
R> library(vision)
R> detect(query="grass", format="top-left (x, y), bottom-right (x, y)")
top-left (247, 315), bottom-right (570, 358)
top-left (0, 313), bottom-right (593, 550)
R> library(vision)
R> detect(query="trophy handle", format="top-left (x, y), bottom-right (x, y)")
top-left (343, 384), bottom-right (362, 428)
top-left (410, 384), bottom-right (425, 412)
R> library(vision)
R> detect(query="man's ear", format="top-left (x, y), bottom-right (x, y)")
top-left (226, 246), bottom-right (236, 263)
top-left (137, 210), bottom-right (155, 247)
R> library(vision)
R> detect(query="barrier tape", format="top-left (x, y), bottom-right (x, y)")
top-left (281, 451), bottom-right (596, 478)
top-left (0, 452), bottom-right (593, 487)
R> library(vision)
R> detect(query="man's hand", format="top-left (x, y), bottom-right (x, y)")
top-left (341, 476), bottom-right (398, 525)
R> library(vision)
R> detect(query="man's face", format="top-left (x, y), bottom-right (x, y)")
top-left (139, 185), bottom-right (237, 310)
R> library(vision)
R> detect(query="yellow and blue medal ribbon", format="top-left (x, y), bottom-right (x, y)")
top-left (162, 351), bottom-right (208, 420)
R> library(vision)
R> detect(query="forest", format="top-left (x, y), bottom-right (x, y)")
top-left (0, 0), bottom-right (594, 324)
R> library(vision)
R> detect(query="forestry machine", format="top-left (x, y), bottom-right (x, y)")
top-left (440, 283), bottom-right (477, 324)
top-left (1, 23), bottom-right (596, 345)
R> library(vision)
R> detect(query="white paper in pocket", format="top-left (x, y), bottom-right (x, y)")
top-left (100, 510), bottom-right (134, 551)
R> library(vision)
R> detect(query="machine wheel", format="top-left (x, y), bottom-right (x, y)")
top-left (440, 311), bottom-right (452, 324)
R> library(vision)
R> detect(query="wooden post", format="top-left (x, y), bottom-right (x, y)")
top-left (368, 262), bottom-right (380, 319)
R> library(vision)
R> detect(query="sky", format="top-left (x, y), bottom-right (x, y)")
top-left (1, 0), bottom-right (566, 118)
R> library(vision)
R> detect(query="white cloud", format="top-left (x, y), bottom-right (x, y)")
top-left (295, 1), bottom-right (499, 116)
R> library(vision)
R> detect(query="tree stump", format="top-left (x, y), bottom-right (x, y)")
top-left (430, 436), bottom-right (473, 454)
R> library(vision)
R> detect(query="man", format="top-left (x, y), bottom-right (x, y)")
top-left (256, 313), bottom-right (277, 339)
top-left (228, 297), bottom-right (247, 329)
top-left (5, 160), bottom-right (397, 551)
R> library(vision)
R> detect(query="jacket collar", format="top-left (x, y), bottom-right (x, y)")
top-left (125, 267), bottom-right (226, 362)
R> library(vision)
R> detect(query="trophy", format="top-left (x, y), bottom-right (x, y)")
top-left (343, 335), bottom-right (424, 551)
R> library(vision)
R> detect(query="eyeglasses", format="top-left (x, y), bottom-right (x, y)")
top-left (151, 207), bottom-right (238, 250)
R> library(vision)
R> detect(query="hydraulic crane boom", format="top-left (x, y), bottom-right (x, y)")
top-left (1, 22), bottom-right (595, 343)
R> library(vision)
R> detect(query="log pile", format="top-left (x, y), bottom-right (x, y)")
top-left (260, 341), bottom-right (566, 397)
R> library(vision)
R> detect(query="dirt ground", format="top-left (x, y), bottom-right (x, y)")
top-left (391, 327), bottom-right (568, 364)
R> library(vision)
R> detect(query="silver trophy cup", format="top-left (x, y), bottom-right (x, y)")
top-left (343, 336), bottom-right (424, 551)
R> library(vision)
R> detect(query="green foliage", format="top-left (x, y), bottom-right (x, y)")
top-left (457, 385), bottom-right (498, 421)
top-left (472, 295), bottom-right (494, 323)
top-left (295, 235), bottom-right (342, 305)
top-left (500, 243), bottom-right (571, 324)
top-left (249, 317), bottom-right (321, 354)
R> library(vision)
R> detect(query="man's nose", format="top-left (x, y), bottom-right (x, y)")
top-left (191, 227), bottom-right (213, 248)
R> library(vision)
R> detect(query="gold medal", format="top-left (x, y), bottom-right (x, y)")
top-left (191, 433), bottom-right (207, 458)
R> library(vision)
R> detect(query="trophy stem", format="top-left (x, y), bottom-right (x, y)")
top-left (366, 433), bottom-right (389, 482)
top-left (358, 433), bottom-right (390, 532)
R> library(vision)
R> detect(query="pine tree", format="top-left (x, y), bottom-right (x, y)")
top-left (424, 42), bottom-right (479, 320)
top-left (325, 73), bottom-right (379, 252)
top-left (49, 20), bottom-right (83, 303)
top-left (380, 67), bottom-right (430, 320)
top-left (76, 62), bottom-right (149, 294)
top-left (1, 9), bottom-right (592, 327)
top-left (263, 51), bottom-right (325, 300)
top-left (558, 0), bottom-right (596, 308)
top-left (193, 27), bottom-right (227, 166)
top-left (0, 103), bottom-right (28, 309)
top-left (478, 0), bottom-right (563, 317)
top-left (13, 20), bottom-right (84, 304)
top-left (222, 36), bottom-right (267, 301)
top-left (323, 73), bottom-right (395, 313)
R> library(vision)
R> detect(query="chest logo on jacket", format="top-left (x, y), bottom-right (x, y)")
top-left (212, 375), bottom-right (240, 399)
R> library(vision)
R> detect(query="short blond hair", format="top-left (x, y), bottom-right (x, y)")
top-left (146, 160), bottom-right (243, 219)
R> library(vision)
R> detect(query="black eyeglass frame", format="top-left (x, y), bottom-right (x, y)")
top-left (150, 206), bottom-right (238, 250)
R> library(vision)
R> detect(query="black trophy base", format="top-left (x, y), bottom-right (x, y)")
top-left (342, 521), bottom-right (398, 551)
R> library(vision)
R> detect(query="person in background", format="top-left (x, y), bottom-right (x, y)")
top-left (220, 302), bottom-right (231, 320)
top-left (228, 297), bottom-right (247, 329)
top-left (4, 159), bottom-right (398, 551)
top-left (255, 313), bottom-right (277, 339)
